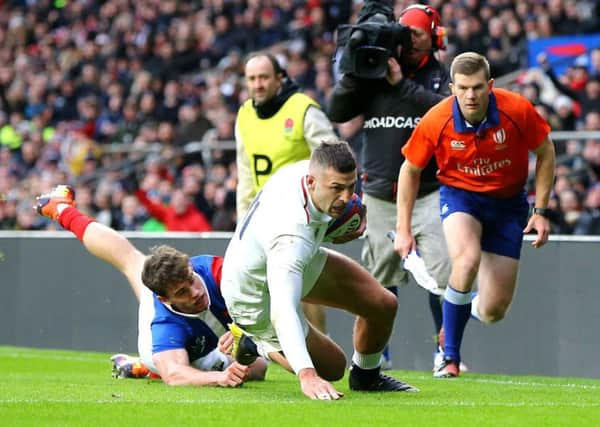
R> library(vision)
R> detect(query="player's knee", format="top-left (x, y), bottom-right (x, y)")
top-left (379, 289), bottom-right (398, 318)
top-left (354, 283), bottom-right (397, 320)
top-left (478, 304), bottom-right (508, 324)
top-left (320, 366), bottom-right (346, 382)
top-left (451, 257), bottom-right (479, 284)
top-left (324, 369), bottom-right (345, 382)
top-left (318, 353), bottom-right (347, 381)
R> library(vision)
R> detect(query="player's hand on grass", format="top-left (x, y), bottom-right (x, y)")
top-left (298, 368), bottom-right (343, 400)
top-left (219, 362), bottom-right (250, 387)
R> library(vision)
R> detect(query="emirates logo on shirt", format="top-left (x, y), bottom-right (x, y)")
top-left (457, 158), bottom-right (512, 176)
top-left (284, 118), bottom-right (294, 133)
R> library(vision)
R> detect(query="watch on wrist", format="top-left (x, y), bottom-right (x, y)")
top-left (532, 207), bottom-right (551, 218)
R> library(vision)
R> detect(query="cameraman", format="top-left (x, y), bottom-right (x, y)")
top-left (328, 3), bottom-right (453, 373)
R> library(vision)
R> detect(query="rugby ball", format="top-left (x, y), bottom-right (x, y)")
top-left (325, 193), bottom-right (364, 240)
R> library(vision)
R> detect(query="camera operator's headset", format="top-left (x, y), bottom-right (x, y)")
top-left (399, 4), bottom-right (447, 51)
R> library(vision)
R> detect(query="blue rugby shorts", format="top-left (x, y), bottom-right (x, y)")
top-left (439, 185), bottom-right (529, 259)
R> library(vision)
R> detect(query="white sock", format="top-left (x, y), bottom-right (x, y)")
top-left (471, 294), bottom-right (483, 321)
top-left (352, 351), bottom-right (382, 370)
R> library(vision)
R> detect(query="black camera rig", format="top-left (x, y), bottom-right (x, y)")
top-left (335, 0), bottom-right (411, 79)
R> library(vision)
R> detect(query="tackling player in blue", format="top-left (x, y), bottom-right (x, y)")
top-left (35, 185), bottom-right (267, 387)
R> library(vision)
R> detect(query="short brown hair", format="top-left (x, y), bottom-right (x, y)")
top-left (450, 52), bottom-right (491, 82)
top-left (142, 245), bottom-right (192, 298)
top-left (309, 140), bottom-right (356, 174)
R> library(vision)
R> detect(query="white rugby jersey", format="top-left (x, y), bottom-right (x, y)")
top-left (222, 160), bottom-right (334, 374)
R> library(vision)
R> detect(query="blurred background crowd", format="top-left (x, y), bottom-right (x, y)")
top-left (0, 0), bottom-right (599, 234)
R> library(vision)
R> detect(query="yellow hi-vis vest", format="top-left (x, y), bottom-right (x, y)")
top-left (237, 93), bottom-right (317, 192)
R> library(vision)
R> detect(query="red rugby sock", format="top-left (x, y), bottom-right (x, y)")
top-left (58, 207), bottom-right (94, 241)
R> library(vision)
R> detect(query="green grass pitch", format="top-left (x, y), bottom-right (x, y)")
top-left (1, 346), bottom-right (600, 427)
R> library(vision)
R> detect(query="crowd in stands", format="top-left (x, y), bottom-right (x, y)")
top-left (0, 0), bottom-right (599, 234)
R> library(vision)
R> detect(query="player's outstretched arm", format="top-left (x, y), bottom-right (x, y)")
top-left (35, 185), bottom-right (146, 300)
top-left (266, 238), bottom-right (343, 400)
top-left (153, 348), bottom-right (251, 387)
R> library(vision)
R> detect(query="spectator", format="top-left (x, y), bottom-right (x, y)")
top-left (155, 80), bottom-right (183, 124)
top-left (114, 98), bottom-right (142, 145)
top-left (136, 175), bottom-right (212, 232)
top-left (539, 54), bottom-right (599, 122)
top-left (0, 0), bottom-right (597, 237)
top-left (581, 139), bottom-right (600, 183)
top-left (93, 184), bottom-right (116, 228)
top-left (114, 194), bottom-right (147, 231)
top-left (584, 111), bottom-right (600, 131)
top-left (73, 184), bottom-right (95, 218)
top-left (96, 95), bottom-right (124, 143)
top-left (557, 188), bottom-right (583, 233)
top-left (574, 184), bottom-right (600, 234)
top-left (451, 17), bottom-right (487, 56)
top-left (590, 47), bottom-right (600, 77)
top-left (552, 95), bottom-right (577, 130)
top-left (0, 194), bottom-right (17, 229)
top-left (174, 103), bottom-right (213, 146)
top-left (485, 17), bottom-right (512, 76)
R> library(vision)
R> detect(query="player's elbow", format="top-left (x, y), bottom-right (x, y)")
top-left (156, 365), bottom-right (188, 387)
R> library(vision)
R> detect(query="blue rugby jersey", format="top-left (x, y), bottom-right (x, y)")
top-left (145, 255), bottom-right (231, 362)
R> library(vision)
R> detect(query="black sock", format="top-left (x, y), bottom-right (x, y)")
top-left (351, 363), bottom-right (380, 378)
top-left (429, 291), bottom-right (443, 349)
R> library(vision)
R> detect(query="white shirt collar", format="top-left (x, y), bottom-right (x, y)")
top-left (301, 175), bottom-right (333, 224)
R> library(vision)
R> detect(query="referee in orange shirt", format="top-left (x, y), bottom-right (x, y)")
top-left (394, 52), bottom-right (556, 378)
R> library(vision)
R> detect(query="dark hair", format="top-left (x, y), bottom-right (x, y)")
top-left (450, 52), bottom-right (491, 82)
top-left (244, 51), bottom-right (285, 77)
top-left (310, 140), bottom-right (357, 174)
top-left (142, 245), bottom-right (192, 298)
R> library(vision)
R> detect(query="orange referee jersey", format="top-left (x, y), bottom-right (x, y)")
top-left (402, 88), bottom-right (551, 198)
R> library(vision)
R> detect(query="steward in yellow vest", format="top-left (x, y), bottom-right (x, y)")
top-left (235, 53), bottom-right (336, 219)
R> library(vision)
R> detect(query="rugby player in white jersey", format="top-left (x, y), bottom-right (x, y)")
top-left (222, 140), bottom-right (418, 400)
